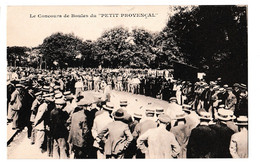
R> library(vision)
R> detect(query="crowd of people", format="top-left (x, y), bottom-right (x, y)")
top-left (7, 66), bottom-right (248, 159)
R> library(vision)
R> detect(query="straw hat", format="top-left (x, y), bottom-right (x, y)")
top-left (235, 116), bottom-right (248, 125)
top-left (175, 110), bottom-right (186, 120)
top-left (103, 102), bottom-right (114, 111)
top-left (199, 111), bottom-right (212, 120)
top-left (158, 114), bottom-right (171, 124)
top-left (77, 99), bottom-right (92, 107)
top-left (216, 108), bottom-right (233, 121)
top-left (182, 104), bottom-right (192, 112)
top-left (55, 98), bottom-right (66, 105)
top-left (155, 107), bottom-right (164, 115)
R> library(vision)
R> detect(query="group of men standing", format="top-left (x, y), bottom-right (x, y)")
top-left (7, 67), bottom-right (248, 159)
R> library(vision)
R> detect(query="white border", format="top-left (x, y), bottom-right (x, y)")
top-left (1, 0), bottom-right (259, 162)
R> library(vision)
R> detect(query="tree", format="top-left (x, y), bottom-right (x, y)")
top-left (39, 32), bottom-right (84, 69)
top-left (93, 27), bottom-right (132, 68)
top-left (7, 46), bottom-right (30, 67)
top-left (165, 5), bottom-right (247, 84)
top-left (78, 40), bottom-right (96, 68)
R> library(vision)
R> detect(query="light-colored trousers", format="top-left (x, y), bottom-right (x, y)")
top-left (53, 138), bottom-right (68, 159)
top-left (35, 130), bottom-right (45, 149)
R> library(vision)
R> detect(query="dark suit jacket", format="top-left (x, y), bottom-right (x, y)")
top-left (210, 122), bottom-right (235, 158)
top-left (68, 109), bottom-right (89, 147)
top-left (187, 124), bottom-right (217, 158)
top-left (50, 108), bottom-right (69, 139)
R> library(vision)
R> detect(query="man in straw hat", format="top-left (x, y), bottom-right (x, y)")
top-left (229, 116), bottom-right (248, 158)
top-left (155, 107), bottom-right (164, 118)
top-left (63, 91), bottom-right (75, 115)
top-left (187, 111), bottom-right (217, 158)
top-left (170, 110), bottom-right (190, 158)
top-left (166, 97), bottom-right (183, 126)
top-left (96, 108), bottom-right (133, 159)
top-left (132, 106), bottom-right (157, 158)
top-left (209, 108), bottom-right (235, 158)
top-left (182, 104), bottom-right (200, 131)
top-left (50, 98), bottom-right (69, 159)
top-left (137, 114), bottom-right (180, 159)
top-left (33, 94), bottom-right (53, 153)
top-left (125, 109), bottom-right (143, 159)
top-left (92, 102), bottom-right (114, 159)
top-left (30, 91), bottom-right (43, 145)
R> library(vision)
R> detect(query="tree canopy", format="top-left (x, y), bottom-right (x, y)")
top-left (7, 5), bottom-right (247, 83)
top-left (164, 5), bottom-right (247, 83)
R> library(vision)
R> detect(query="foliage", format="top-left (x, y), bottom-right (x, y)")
top-left (165, 5), bottom-right (247, 83)
top-left (39, 32), bottom-right (83, 68)
top-left (7, 46), bottom-right (30, 67)
top-left (7, 6), bottom-right (247, 83)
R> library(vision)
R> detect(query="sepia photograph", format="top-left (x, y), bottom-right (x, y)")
top-left (6, 5), bottom-right (248, 159)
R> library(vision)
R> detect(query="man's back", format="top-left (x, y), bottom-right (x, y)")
top-left (133, 119), bottom-right (157, 139)
top-left (98, 120), bottom-right (133, 155)
top-left (92, 111), bottom-right (113, 138)
top-left (187, 124), bottom-right (217, 158)
top-left (69, 109), bottom-right (89, 147)
top-left (50, 108), bottom-right (69, 139)
top-left (138, 127), bottom-right (180, 159)
top-left (229, 129), bottom-right (248, 158)
top-left (210, 122), bottom-right (235, 158)
top-left (171, 123), bottom-right (191, 158)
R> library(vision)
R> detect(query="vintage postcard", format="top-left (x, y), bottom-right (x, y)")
top-left (7, 5), bottom-right (248, 159)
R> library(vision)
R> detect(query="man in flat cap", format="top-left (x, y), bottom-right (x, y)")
top-left (170, 110), bottom-right (190, 158)
top-left (96, 108), bottom-right (133, 159)
top-left (68, 99), bottom-right (93, 159)
top-left (137, 114), bottom-right (181, 159)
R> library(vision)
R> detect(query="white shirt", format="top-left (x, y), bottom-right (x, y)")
top-left (75, 81), bottom-right (84, 89)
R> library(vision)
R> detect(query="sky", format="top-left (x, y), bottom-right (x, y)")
top-left (7, 6), bottom-right (171, 47)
